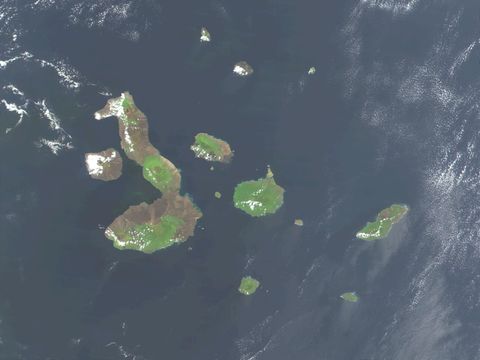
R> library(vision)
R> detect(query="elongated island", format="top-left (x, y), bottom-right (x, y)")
top-left (95, 92), bottom-right (202, 253)
top-left (191, 133), bottom-right (233, 163)
top-left (356, 204), bottom-right (408, 241)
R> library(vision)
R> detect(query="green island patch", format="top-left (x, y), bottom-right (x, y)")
top-left (143, 154), bottom-right (179, 193)
top-left (122, 96), bottom-right (134, 111)
top-left (233, 167), bottom-right (284, 217)
top-left (356, 204), bottom-right (409, 241)
top-left (340, 292), bottom-right (359, 302)
top-left (110, 215), bottom-right (185, 254)
top-left (238, 276), bottom-right (260, 295)
top-left (121, 96), bottom-right (138, 126)
top-left (191, 133), bottom-right (233, 163)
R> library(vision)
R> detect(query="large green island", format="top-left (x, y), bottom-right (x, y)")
top-left (356, 204), bottom-right (409, 241)
top-left (95, 92), bottom-right (202, 253)
top-left (233, 167), bottom-right (285, 217)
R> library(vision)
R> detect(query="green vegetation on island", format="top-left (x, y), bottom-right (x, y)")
top-left (105, 192), bottom-right (202, 254)
top-left (191, 133), bottom-right (233, 163)
top-left (113, 215), bottom-right (184, 253)
top-left (238, 276), bottom-right (260, 295)
top-left (95, 92), bottom-right (202, 254)
top-left (233, 167), bottom-right (285, 217)
top-left (356, 204), bottom-right (409, 241)
top-left (340, 292), bottom-right (359, 302)
top-left (121, 96), bottom-right (138, 126)
top-left (143, 154), bottom-right (181, 193)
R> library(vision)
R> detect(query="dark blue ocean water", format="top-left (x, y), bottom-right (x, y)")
top-left (2, 0), bottom-right (480, 359)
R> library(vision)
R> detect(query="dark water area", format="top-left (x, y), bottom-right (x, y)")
top-left (3, 0), bottom-right (480, 359)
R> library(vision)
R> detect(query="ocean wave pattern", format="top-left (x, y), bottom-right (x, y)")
top-left (30, 0), bottom-right (162, 41)
top-left (0, 52), bottom-right (78, 154)
top-left (0, 0), bottom-right (157, 154)
top-left (340, 1), bottom-right (480, 359)
top-left (0, 0), bottom-right (81, 154)
top-left (236, 1), bottom-right (480, 359)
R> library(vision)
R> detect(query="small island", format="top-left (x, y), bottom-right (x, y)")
top-left (191, 133), bottom-right (233, 163)
top-left (233, 61), bottom-right (254, 76)
top-left (356, 204), bottom-right (409, 241)
top-left (233, 167), bottom-right (284, 217)
top-left (238, 276), bottom-right (260, 295)
top-left (294, 219), bottom-right (304, 226)
top-left (200, 27), bottom-right (211, 42)
top-left (85, 148), bottom-right (122, 181)
top-left (308, 67), bottom-right (316, 75)
top-left (95, 92), bottom-right (202, 253)
top-left (340, 292), bottom-right (359, 302)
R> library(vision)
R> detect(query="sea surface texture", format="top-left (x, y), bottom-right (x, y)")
top-left (1, 0), bottom-right (480, 359)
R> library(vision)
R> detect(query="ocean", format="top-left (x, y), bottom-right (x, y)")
top-left (2, 0), bottom-right (480, 359)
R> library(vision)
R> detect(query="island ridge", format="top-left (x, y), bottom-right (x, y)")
top-left (356, 204), bottom-right (409, 241)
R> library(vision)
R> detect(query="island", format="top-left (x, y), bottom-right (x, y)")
top-left (294, 219), bottom-right (304, 226)
top-left (105, 192), bottom-right (202, 254)
top-left (95, 92), bottom-right (159, 166)
top-left (95, 92), bottom-right (202, 253)
top-left (200, 27), bottom-right (211, 42)
top-left (233, 61), bottom-right (254, 76)
top-left (340, 292), bottom-right (359, 302)
top-left (238, 276), bottom-right (260, 295)
top-left (191, 133), bottom-right (233, 163)
top-left (84, 148), bottom-right (122, 181)
top-left (308, 67), bottom-right (316, 75)
top-left (356, 204), bottom-right (409, 241)
top-left (214, 191), bottom-right (222, 199)
top-left (233, 167), bottom-right (285, 217)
